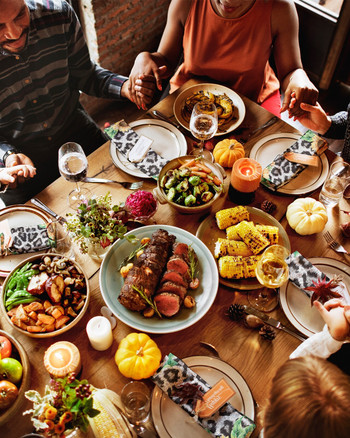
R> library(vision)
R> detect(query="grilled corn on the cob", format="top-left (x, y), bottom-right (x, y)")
top-left (226, 221), bottom-right (254, 240)
top-left (235, 221), bottom-right (270, 254)
top-left (218, 255), bottom-right (260, 279)
top-left (256, 225), bottom-right (279, 245)
top-left (215, 206), bottom-right (249, 230)
top-left (214, 238), bottom-right (252, 258)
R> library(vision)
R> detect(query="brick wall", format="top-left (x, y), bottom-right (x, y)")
top-left (79, 0), bottom-right (171, 113)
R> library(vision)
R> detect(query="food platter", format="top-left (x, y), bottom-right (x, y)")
top-left (173, 83), bottom-right (245, 136)
top-left (151, 355), bottom-right (255, 438)
top-left (109, 119), bottom-right (187, 178)
top-left (99, 225), bottom-right (219, 334)
top-left (196, 207), bottom-right (291, 290)
top-left (249, 133), bottom-right (329, 195)
top-left (280, 257), bottom-right (350, 338)
top-left (0, 205), bottom-right (52, 277)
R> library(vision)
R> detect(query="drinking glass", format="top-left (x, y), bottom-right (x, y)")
top-left (319, 161), bottom-right (350, 207)
top-left (248, 245), bottom-right (290, 312)
top-left (189, 101), bottom-right (218, 161)
top-left (46, 220), bottom-right (75, 259)
top-left (121, 381), bottom-right (151, 425)
top-left (58, 142), bottom-right (90, 209)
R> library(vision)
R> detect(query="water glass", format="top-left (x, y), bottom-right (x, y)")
top-left (121, 381), bottom-right (151, 425)
top-left (319, 161), bottom-right (350, 207)
top-left (47, 221), bottom-right (75, 259)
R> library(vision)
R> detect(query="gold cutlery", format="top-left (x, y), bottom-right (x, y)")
top-left (82, 177), bottom-right (143, 189)
top-left (323, 231), bottom-right (349, 255)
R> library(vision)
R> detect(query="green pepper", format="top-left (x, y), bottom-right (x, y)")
top-left (167, 187), bottom-right (176, 201)
top-left (184, 194), bottom-right (196, 206)
top-left (201, 191), bottom-right (214, 203)
top-left (189, 176), bottom-right (201, 186)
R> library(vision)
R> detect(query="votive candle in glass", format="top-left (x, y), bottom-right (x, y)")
top-left (229, 157), bottom-right (262, 204)
top-left (86, 316), bottom-right (113, 351)
top-left (44, 341), bottom-right (81, 378)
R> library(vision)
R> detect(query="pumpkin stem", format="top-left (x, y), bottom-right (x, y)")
top-left (136, 347), bottom-right (144, 356)
top-left (306, 209), bottom-right (313, 216)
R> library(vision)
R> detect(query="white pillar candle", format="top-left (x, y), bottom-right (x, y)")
top-left (86, 316), bottom-right (113, 351)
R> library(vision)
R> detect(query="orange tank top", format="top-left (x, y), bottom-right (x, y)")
top-left (170, 0), bottom-right (280, 103)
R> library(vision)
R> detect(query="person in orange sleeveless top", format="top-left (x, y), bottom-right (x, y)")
top-left (128, 0), bottom-right (318, 118)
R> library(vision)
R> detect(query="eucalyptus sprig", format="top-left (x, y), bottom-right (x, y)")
top-left (132, 285), bottom-right (162, 318)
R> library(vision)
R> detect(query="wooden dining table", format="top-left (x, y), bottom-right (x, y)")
top-left (2, 79), bottom-right (350, 438)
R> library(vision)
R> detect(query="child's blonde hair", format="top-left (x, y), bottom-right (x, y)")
top-left (262, 356), bottom-right (350, 438)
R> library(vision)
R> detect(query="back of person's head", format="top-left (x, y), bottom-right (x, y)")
top-left (262, 355), bottom-right (350, 438)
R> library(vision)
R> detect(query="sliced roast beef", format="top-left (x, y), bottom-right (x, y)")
top-left (156, 281), bottom-right (187, 300)
top-left (154, 293), bottom-right (181, 317)
top-left (160, 270), bottom-right (189, 288)
top-left (173, 242), bottom-right (189, 261)
top-left (166, 256), bottom-right (190, 275)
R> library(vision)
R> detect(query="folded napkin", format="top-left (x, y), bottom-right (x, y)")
top-left (261, 130), bottom-right (328, 191)
top-left (104, 120), bottom-right (169, 178)
top-left (152, 353), bottom-right (255, 438)
top-left (0, 219), bottom-right (53, 256)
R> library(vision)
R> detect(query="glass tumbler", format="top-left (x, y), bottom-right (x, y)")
top-left (121, 381), bottom-right (151, 425)
top-left (47, 221), bottom-right (75, 259)
top-left (319, 161), bottom-right (350, 207)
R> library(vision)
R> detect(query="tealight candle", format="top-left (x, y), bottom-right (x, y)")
top-left (229, 157), bottom-right (262, 204)
top-left (44, 341), bottom-right (81, 378)
top-left (86, 316), bottom-right (113, 351)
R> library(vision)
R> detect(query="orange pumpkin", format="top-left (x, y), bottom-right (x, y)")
top-left (213, 139), bottom-right (245, 168)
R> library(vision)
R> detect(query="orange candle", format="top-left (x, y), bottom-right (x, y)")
top-left (231, 158), bottom-right (262, 193)
top-left (44, 341), bottom-right (81, 378)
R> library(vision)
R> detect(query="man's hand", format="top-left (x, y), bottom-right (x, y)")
top-left (314, 299), bottom-right (350, 341)
top-left (294, 101), bottom-right (332, 134)
top-left (5, 153), bottom-right (35, 187)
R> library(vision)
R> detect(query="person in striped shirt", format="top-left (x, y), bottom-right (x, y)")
top-left (0, 0), bottom-right (155, 205)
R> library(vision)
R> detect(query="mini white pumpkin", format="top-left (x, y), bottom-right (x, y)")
top-left (286, 197), bottom-right (328, 235)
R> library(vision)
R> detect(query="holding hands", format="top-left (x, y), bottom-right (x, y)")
top-left (0, 164), bottom-right (36, 189)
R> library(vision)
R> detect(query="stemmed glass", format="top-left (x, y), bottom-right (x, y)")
top-left (189, 101), bottom-right (218, 161)
top-left (248, 244), bottom-right (290, 312)
top-left (58, 142), bottom-right (90, 209)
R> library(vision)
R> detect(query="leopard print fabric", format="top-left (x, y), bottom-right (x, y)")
top-left (9, 224), bottom-right (52, 255)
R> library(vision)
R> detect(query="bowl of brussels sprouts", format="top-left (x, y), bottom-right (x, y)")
top-left (154, 155), bottom-right (226, 214)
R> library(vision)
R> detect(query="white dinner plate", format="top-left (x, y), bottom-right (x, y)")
top-left (173, 83), bottom-right (245, 136)
top-left (0, 205), bottom-right (52, 277)
top-left (151, 355), bottom-right (255, 438)
top-left (196, 207), bottom-right (291, 290)
top-left (280, 257), bottom-right (350, 337)
top-left (249, 133), bottom-right (329, 195)
top-left (109, 119), bottom-right (187, 178)
top-left (99, 225), bottom-right (219, 334)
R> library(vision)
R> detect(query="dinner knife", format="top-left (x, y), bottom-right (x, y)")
top-left (152, 110), bottom-right (182, 130)
top-left (242, 305), bottom-right (307, 342)
top-left (30, 198), bottom-right (67, 224)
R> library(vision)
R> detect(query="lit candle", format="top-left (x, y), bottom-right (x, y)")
top-left (44, 341), bottom-right (81, 377)
top-left (229, 158), bottom-right (262, 204)
top-left (86, 316), bottom-right (113, 351)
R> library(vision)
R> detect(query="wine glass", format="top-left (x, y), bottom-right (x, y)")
top-left (248, 244), bottom-right (290, 312)
top-left (58, 142), bottom-right (90, 209)
top-left (189, 101), bottom-right (218, 161)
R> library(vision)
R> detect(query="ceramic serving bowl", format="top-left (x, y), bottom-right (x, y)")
top-left (1, 253), bottom-right (90, 338)
top-left (0, 330), bottom-right (31, 426)
top-left (153, 155), bottom-right (226, 214)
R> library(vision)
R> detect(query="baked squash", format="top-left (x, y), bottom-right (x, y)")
top-left (213, 139), bottom-right (245, 168)
top-left (286, 197), bottom-right (328, 235)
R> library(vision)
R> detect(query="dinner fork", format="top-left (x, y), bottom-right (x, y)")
top-left (323, 231), bottom-right (349, 255)
top-left (82, 177), bottom-right (143, 190)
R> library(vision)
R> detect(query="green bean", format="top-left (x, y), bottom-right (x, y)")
top-left (6, 290), bottom-right (34, 304)
top-left (6, 297), bottom-right (38, 311)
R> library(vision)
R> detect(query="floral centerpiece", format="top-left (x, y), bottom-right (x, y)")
top-left (65, 193), bottom-right (135, 257)
top-left (24, 373), bottom-right (99, 437)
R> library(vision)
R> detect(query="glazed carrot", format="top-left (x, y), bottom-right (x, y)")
top-left (212, 176), bottom-right (222, 186)
top-left (195, 162), bottom-right (212, 173)
top-left (190, 170), bottom-right (208, 178)
top-left (179, 159), bottom-right (197, 169)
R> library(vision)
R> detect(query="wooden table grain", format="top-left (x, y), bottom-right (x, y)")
top-left (2, 80), bottom-right (349, 438)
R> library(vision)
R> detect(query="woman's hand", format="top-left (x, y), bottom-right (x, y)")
top-left (293, 101), bottom-right (332, 134)
top-left (314, 299), bottom-right (350, 341)
top-left (5, 153), bottom-right (36, 187)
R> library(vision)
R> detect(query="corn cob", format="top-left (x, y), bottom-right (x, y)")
top-left (214, 238), bottom-right (252, 258)
top-left (226, 221), bottom-right (254, 240)
top-left (255, 225), bottom-right (279, 245)
top-left (218, 255), bottom-right (260, 279)
top-left (243, 255), bottom-right (261, 278)
top-left (235, 221), bottom-right (270, 254)
top-left (215, 206), bottom-right (249, 230)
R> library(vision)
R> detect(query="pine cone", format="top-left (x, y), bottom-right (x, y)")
top-left (227, 303), bottom-right (245, 321)
top-left (261, 200), bottom-right (276, 215)
top-left (259, 325), bottom-right (276, 340)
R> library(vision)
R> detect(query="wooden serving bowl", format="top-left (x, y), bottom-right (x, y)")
top-left (0, 253), bottom-right (90, 338)
top-left (0, 330), bottom-right (31, 426)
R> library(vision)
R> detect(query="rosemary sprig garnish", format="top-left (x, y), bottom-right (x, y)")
top-left (118, 242), bottom-right (147, 270)
top-left (188, 246), bottom-right (198, 280)
top-left (132, 285), bottom-right (162, 318)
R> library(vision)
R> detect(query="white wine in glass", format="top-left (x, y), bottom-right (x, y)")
top-left (248, 245), bottom-right (290, 312)
top-left (189, 101), bottom-right (218, 161)
top-left (58, 142), bottom-right (90, 209)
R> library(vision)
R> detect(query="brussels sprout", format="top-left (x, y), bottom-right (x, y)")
top-left (167, 187), bottom-right (176, 201)
top-left (197, 182), bottom-right (209, 194)
top-left (176, 179), bottom-right (189, 192)
top-left (178, 167), bottom-right (191, 177)
top-left (160, 174), bottom-right (169, 188)
top-left (165, 175), bottom-right (178, 189)
top-left (189, 176), bottom-right (201, 186)
top-left (201, 191), bottom-right (214, 203)
top-left (184, 194), bottom-right (196, 206)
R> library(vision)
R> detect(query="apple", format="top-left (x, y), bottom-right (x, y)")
top-left (0, 380), bottom-right (18, 410)
top-left (45, 275), bottom-right (65, 303)
top-left (0, 335), bottom-right (12, 358)
top-left (0, 357), bottom-right (23, 384)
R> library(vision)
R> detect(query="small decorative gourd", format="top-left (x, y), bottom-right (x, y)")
top-left (213, 139), bottom-right (245, 168)
top-left (286, 197), bottom-right (328, 235)
top-left (115, 332), bottom-right (162, 380)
